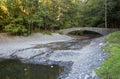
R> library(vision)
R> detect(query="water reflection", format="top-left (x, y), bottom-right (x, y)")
top-left (0, 59), bottom-right (63, 79)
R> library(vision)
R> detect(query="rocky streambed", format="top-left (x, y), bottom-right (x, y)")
top-left (0, 33), bottom-right (108, 79)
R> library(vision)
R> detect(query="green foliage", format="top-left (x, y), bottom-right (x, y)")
top-left (40, 30), bottom-right (52, 35)
top-left (5, 24), bottom-right (28, 36)
top-left (80, 0), bottom-right (105, 27)
top-left (96, 31), bottom-right (120, 79)
top-left (58, 31), bottom-right (63, 34)
top-left (0, 0), bottom-right (120, 35)
top-left (104, 31), bottom-right (120, 43)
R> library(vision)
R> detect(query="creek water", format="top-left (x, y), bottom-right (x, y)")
top-left (0, 59), bottom-right (63, 79)
top-left (0, 34), bottom-right (107, 79)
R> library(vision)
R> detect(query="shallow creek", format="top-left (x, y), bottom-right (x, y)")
top-left (0, 36), bottom-right (108, 79)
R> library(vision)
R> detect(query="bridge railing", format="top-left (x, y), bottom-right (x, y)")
top-left (58, 27), bottom-right (120, 35)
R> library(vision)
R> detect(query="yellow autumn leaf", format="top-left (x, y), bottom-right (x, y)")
top-left (0, 5), bottom-right (8, 13)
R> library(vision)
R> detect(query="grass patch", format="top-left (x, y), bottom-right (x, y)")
top-left (96, 31), bottom-right (120, 79)
top-left (58, 31), bottom-right (63, 34)
top-left (104, 31), bottom-right (120, 43)
top-left (40, 30), bottom-right (52, 35)
top-left (33, 29), bottom-right (52, 35)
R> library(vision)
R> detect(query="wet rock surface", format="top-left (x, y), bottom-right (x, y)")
top-left (0, 36), bottom-right (108, 79)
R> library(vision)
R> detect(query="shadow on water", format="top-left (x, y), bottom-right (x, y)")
top-left (0, 59), bottom-right (63, 79)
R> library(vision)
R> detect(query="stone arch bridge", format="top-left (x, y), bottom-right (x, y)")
top-left (59, 27), bottom-right (120, 35)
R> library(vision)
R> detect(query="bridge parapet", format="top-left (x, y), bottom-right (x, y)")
top-left (59, 27), bottom-right (120, 35)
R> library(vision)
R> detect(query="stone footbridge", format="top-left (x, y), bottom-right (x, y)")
top-left (59, 27), bottom-right (120, 35)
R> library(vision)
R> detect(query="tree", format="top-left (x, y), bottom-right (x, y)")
top-left (0, 0), bottom-right (120, 35)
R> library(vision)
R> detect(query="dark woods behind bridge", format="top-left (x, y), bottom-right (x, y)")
top-left (107, 20), bottom-right (120, 28)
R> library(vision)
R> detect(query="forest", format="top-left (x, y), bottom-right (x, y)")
top-left (0, 0), bottom-right (120, 35)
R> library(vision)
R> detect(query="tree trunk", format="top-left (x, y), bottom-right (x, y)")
top-left (105, 0), bottom-right (107, 28)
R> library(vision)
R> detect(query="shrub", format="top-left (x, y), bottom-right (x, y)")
top-left (4, 24), bottom-right (28, 36)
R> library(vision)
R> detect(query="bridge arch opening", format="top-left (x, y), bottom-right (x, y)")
top-left (67, 30), bottom-right (103, 38)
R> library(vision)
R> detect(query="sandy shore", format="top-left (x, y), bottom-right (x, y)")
top-left (0, 33), bottom-right (73, 57)
top-left (0, 33), bottom-right (73, 45)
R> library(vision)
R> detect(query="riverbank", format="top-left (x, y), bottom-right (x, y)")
top-left (0, 33), bottom-right (73, 58)
top-left (0, 33), bottom-right (73, 48)
top-left (96, 31), bottom-right (120, 79)
top-left (0, 33), bottom-right (73, 44)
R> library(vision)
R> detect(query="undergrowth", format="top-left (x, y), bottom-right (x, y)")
top-left (96, 31), bottom-right (120, 79)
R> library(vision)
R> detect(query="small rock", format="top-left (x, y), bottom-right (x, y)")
top-left (99, 43), bottom-right (103, 46)
top-left (51, 65), bottom-right (54, 68)
top-left (91, 71), bottom-right (96, 78)
top-left (99, 59), bottom-right (103, 61)
top-left (84, 74), bottom-right (89, 79)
